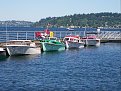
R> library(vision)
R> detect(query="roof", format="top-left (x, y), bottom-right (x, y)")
top-left (65, 35), bottom-right (80, 38)
top-left (9, 40), bottom-right (31, 42)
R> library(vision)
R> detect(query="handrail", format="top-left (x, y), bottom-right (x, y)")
top-left (0, 31), bottom-right (121, 42)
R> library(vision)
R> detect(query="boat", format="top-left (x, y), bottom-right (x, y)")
top-left (66, 28), bottom-right (74, 31)
top-left (82, 35), bottom-right (100, 46)
top-left (0, 47), bottom-right (7, 59)
top-left (0, 47), bottom-right (6, 56)
top-left (63, 35), bottom-right (84, 49)
top-left (82, 28), bottom-right (101, 46)
top-left (4, 40), bottom-right (41, 56)
top-left (40, 37), bottom-right (65, 52)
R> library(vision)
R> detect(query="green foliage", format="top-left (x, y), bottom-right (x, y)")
top-left (32, 13), bottom-right (121, 28)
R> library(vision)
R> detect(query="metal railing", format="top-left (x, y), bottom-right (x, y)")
top-left (99, 31), bottom-right (121, 40)
top-left (0, 31), bottom-right (121, 42)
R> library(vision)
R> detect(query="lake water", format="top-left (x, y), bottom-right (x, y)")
top-left (0, 43), bottom-right (121, 91)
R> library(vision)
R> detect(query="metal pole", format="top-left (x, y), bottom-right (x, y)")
top-left (17, 32), bottom-right (18, 40)
top-left (60, 32), bottom-right (61, 39)
top-left (120, 0), bottom-right (121, 33)
top-left (84, 26), bottom-right (86, 37)
top-left (5, 23), bottom-right (7, 45)
top-left (34, 32), bottom-right (35, 40)
top-left (26, 32), bottom-right (27, 40)
top-left (120, 0), bottom-right (121, 13)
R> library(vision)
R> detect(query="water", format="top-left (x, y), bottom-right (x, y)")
top-left (0, 43), bottom-right (121, 91)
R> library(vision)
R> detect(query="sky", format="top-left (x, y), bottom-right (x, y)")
top-left (0, 0), bottom-right (120, 22)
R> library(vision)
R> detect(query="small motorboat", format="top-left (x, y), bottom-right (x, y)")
top-left (40, 37), bottom-right (65, 52)
top-left (0, 47), bottom-right (6, 56)
top-left (82, 35), bottom-right (100, 46)
top-left (4, 40), bottom-right (41, 56)
top-left (63, 35), bottom-right (84, 49)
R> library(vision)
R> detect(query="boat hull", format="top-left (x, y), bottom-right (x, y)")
top-left (83, 39), bottom-right (100, 46)
top-left (5, 45), bottom-right (41, 56)
top-left (0, 48), bottom-right (6, 57)
top-left (42, 42), bottom-right (65, 52)
top-left (65, 41), bottom-right (84, 49)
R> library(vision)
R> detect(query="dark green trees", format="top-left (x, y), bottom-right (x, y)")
top-left (32, 13), bottom-right (121, 28)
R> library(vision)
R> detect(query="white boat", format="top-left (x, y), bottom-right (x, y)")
top-left (82, 36), bottom-right (100, 46)
top-left (4, 40), bottom-right (41, 56)
top-left (0, 47), bottom-right (6, 56)
top-left (63, 35), bottom-right (84, 49)
top-left (66, 28), bottom-right (74, 31)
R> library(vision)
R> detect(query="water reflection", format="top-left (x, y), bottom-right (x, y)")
top-left (0, 55), bottom-right (8, 61)
top-left (0, 43), bottom-right (121, 91)
top-left (4, 54), bottom-right (39, 62)
top-left (41, 50), bottom-right (65, 55)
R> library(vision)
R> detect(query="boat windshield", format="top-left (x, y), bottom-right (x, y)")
top-left (49, 37), bottom-right (57, 40)
top-left (64, 38), bottom-right (69, 41)
top-left (9, 40), bottom-right (31, 45)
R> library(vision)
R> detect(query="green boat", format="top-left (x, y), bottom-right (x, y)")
top-left (40, 37), bottom-right (65, 52)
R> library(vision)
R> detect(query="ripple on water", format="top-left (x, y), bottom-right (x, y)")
top-left (0, 43), bottom-right (121, 91)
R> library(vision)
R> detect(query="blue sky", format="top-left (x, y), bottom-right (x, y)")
top-left (0, 0), bottom-right (120, 22)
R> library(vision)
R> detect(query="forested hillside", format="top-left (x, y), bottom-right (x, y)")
top-left (33, 13), bottom-right (121, 28)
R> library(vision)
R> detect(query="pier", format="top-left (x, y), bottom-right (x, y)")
top-left (98, 31), bottom-right (121, 43)
top-left (0, 31), bottom-right (121, 44)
